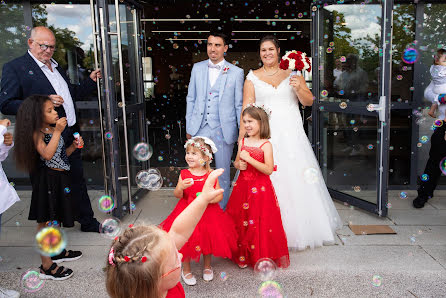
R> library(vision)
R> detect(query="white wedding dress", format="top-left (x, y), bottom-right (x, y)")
top-left (247, 70), bottom-right (342, 250)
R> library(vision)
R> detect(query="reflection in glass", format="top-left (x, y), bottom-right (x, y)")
top-left (320, 112), bottom-right (378, 204)
top-left (320, 4), bottom-right (381, 105)
top-left (0, 2), bottom-right (30, 184)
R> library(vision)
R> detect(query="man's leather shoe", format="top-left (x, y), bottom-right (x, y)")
top-left (81, 220), bottom-right (100, 233)
top-left (412, 196), bottom-right (428, 208)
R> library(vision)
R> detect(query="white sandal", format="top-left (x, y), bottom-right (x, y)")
top-left (181, 270), bottom-right (197, 286)
top-left (203, 268), bottom-right (214, 281)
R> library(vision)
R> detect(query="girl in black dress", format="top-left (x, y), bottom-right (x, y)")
top-left (15, 95), bottom-right (84, 280)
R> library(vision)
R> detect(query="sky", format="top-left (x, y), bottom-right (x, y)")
top-left (44, 4), bottom-right (94, 51)
top-left (325, 4), bottom-right (381, 41)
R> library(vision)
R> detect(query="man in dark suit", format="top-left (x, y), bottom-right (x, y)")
top-left (0, 26), bottom-right (101, 232)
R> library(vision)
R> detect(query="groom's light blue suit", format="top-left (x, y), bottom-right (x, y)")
top-left (186, 59), bottom-right (244, 209)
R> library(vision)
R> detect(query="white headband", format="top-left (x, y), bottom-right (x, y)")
top-left (184, 136), bottom-right (218, 161)
top-left (244, 103), bottom-right (272, 118)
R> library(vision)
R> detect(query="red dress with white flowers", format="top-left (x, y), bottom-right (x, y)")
top-left (226, 140), bottom-right (290, 268)
top-left (160, 170), bottom-right (238, 262)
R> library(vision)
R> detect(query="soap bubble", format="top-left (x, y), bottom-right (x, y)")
top-left (339, 102), bottom-right (347, 109)
top-left (399, 192), bottom-right (408, 199)
top-left (440, 157), bottom-right (446, 175)
top-left (21, 270), bottom-right (45, 292)
top-left (254, 258), bottom-right (277, 281)
top-left (100, 218), bottom-right (122, 239)
top-left (372, 275), bottom-right (382, 287)
top-left (303, 168), bottom-right (319, 184)
top-left (402, 48), bottom-right (419, 64)
top-left (420, 136), bottom-right (429, 144)
top-left (35, 227), bottom-right (66, 257)
top-left (434, 120), bottom-right (443, 127)
top-left (320, 90), bottom-right (328, 97)
top-left (105, 132), bottom-right (113, 139)
top-left (132, 142), bottom-right (153, 161)
top-left (98, 195), bottom-right (115, 212)
top-left (135, 168), bottom-right (163, 190)
top-left (258, 281), bottom-right (284, 297)
top-left (220, 271), bottom-right (228, 281)
top-left (421, 174), bottom-right (429, 182)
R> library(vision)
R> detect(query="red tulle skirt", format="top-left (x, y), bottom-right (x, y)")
top-left (226, 174), bottom-right (290, 268)
top-left (160, 200), bottom-right (238, 262)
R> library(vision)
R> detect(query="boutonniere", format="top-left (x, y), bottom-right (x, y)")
top-left (222, 66), bottom-right (230, 74)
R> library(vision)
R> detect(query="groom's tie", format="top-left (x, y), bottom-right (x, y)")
top-left (208, 62), bottom-right (221, 70)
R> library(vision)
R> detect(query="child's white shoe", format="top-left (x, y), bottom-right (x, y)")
top-left (203, 268), bottom-right (213, 281)
top-left (181, 270), bottom-right (197, 286)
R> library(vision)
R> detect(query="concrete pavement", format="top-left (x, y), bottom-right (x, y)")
top-left (0, 189), bottom-right (445, 297)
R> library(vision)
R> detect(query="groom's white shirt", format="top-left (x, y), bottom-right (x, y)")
top-left (208, 59), bottom-right (225, 87)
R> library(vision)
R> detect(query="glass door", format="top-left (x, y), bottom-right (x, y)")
top-left (311, 0), bottom-right (393, 216)
top-left (91, 0), bottom-right (147, 218)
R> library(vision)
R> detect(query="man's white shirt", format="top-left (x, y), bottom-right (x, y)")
top-left (28, 50), bottom-right (76, 126)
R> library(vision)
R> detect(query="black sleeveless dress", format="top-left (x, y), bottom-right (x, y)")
top-left (28, 133), bottom-right (75, 227)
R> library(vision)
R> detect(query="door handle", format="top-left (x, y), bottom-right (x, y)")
top-left (367, 96), bottom-right (386, 122)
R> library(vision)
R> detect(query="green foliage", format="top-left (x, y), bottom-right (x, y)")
top-left (0, 3), bottom-right (29, 78)
top-left (32, 4), bottom-right (83, 70)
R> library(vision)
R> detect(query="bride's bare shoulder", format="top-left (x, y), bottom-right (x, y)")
top-left (252, 68), bottom-right (262, 75)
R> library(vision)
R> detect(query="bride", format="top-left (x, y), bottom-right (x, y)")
top-left (240, 35), bottom-right (342, 250)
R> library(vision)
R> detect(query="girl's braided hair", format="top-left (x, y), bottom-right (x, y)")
top-left (105, 225), bottom-right (171, 298)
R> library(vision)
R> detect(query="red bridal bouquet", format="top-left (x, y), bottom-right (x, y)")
top-left (279, 50), bottom-right (311, 72)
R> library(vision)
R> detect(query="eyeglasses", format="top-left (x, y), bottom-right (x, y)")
top-left (32, 40), bottom-right (56, 51)
top-left (161, 251), bottom-right (182, 278)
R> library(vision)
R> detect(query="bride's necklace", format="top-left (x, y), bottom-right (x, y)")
top-left (263, 65), bottom-right (279, 76)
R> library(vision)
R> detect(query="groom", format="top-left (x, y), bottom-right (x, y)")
top-left (185, 31), bottom-right (244, 209)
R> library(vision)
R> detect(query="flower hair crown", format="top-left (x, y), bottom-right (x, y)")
top-left (184, 136), bottom-right (218, 161)
top-left (244, 103), bottom-right (272, 118)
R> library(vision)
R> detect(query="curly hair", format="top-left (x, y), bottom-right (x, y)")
top-left (14, 95), bottom-right (50, 172)
top-left (106, 225), bottom-right (171, 298)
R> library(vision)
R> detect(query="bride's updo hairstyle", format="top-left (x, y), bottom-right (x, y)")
top-left (259, 35), bottom-right (280, 54)
top-left (242, 106), bottom-right (271, 139)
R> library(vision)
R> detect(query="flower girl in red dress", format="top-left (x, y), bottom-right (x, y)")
top-left (160, 137), bottom-right (237, 286)
top-left (226, 104), bottom-right (290, 269)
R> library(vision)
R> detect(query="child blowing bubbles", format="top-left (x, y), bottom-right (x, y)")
top-left (226, 104), bottom-right (290, 269)
top-left (160, 137), bottom-right (237, 286)
top-left (14, 95), bottom-right (84, 280)
top-left (106, 169), bottom-right (225, 298)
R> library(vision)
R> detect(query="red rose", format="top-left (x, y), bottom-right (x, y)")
top-left (279, 59), bottom-right (290, 70)
top-left (288, 52), bottom-right (300, 60)
top-left (305, 57), bottom-right (311, 72)
top-left (295, 59), bottom-right (305, 71)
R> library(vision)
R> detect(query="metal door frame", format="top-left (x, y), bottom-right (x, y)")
top-left (311, 0), bottom-right (393, 216)
top-left (90, 0), bottom-right (145, 218)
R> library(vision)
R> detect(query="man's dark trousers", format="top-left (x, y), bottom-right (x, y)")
top-left (418, 124), bottom-right (446, 200)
